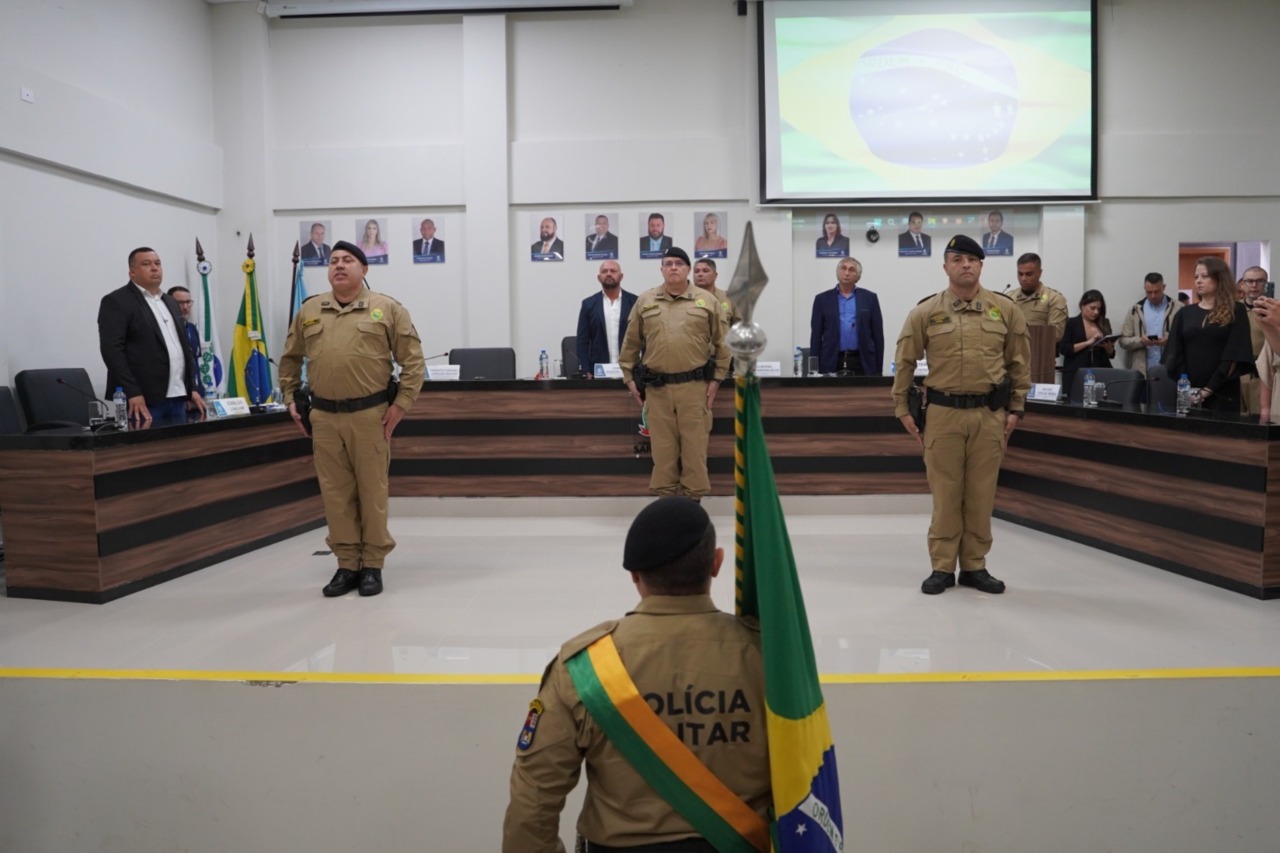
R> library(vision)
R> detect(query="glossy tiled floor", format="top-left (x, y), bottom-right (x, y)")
top-left (1, 496), bottom-right (1277, 676)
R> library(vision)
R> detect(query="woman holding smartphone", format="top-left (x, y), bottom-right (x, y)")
top-left (1162, 257), bottom-right (1256, 413)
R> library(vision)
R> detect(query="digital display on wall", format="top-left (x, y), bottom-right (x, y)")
top-left (759, 1), bottom-right (1096, 205)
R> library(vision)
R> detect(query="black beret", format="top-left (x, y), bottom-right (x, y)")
top-left (332, 240), bottom-right (369, 266)
top-left (943, 234), bottom-right (985, 260)
top-left (663, 246), bottom-right (691, 267)
top-left (623, 497), bottom-right (711, 572)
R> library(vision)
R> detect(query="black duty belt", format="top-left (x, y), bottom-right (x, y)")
top-left (311, 390), bottom-right (387, 414)
top-left (926, 388), bottom-right (992, 409)
top-left (649, 366), bottom-right (709, 384)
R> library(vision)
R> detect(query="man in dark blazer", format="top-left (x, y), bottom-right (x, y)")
top-left (639, 212), bottom-right (674, 255)
top-left (809, 257), bottom-right (885, 375)
top-left (982, 211), bottom-right (1014, 256)
top-left (585, 214), bottom-right (619, 256)
top-left (531, 217), bottom-right (565, 260)
top-left (98, 247), bottom-right (204, 423)
top-left (576, 260), bottom-right (637, 376)
top-left (413, 218), bottom-right (445, 258)
top-left (898, 211), bottom-right (931, 255)
top-left (300, 222), bottom-right (331, 264)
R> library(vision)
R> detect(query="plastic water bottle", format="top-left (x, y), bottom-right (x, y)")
top-left (112, 386), bottom-right (128, 429)
top-left (1082, 370), bottom-right (1097, 407)
top-left (1176, 374), bottom-right (1192, 417)
top-left (538, 349), bottom-right (550, 380)
top-left (794, 347), bottom-right (803, 377)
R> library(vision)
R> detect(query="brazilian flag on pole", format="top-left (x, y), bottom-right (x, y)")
top-left (735, 376), bottom-right (845, 852)
top-left (228, 236), bottom-right (271, 404)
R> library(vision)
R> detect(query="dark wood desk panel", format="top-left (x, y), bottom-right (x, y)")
top-left (393, 377), bottom-right (919, 498)
top-left (0, 414), bottom-right (324, 603)
top-left (997, 402), bottom-right (1280, 598)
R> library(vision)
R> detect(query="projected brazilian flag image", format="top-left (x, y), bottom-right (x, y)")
top-left (735, 370), bottom-right (844, 850)
top-left (228, 236), bottom-right (271, 405)
top-left (772, 7), bottom-right (1092, 197)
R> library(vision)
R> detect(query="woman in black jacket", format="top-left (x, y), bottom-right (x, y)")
top-left (1163, 257), bottom-right (1256, 413)
top-left (1059, 289), bottom-right (1115, 399)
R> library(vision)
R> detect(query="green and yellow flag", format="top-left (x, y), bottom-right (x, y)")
top-left (735, 376), bottom-right (845, 852)
top-left (227, 236), bottom-right (271, 404)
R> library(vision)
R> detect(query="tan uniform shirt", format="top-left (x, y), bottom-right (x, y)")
top-left (278, 289), bottom-right (425, 410)
top-left (706, 286), bottom-right (741, 332)
top-left (1006, 283), bottom-right (1068, 342)
top-left (618, 284), bottom-right (731, 383)
top-left (892, 286), bottom-right (1031, 417)
top-left (502, 595), bottom-right (769, 852)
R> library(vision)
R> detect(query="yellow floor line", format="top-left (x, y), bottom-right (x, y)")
top-left (2, 666), bottom-right (1279, 685)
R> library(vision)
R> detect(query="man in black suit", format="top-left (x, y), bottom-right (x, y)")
top-left (300, 222), bottom-right (331, 264)
top-left (576, 261), bottom-right (637, 376)
top-left (98, 247), bottom-right (205, 423)
top-left (413, 218), bottom-right (445, 259)
top-left (531, 217), bottom-right (565, 260)
top-left (640, 212), bottom-right (674, 256)
top-left (585, 214), bottom-right (619, 257)
top-left (898, 211), bottom-right (931, 255)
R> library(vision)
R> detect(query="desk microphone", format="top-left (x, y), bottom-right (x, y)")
top-left (423, 351), bottom-right (451, 361)
top-left (54, 378), bottom-right (114, 431)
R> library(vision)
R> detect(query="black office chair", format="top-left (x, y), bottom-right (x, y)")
top-left (14, 367), bottom-right (97, 430)
top-left (448, 348), bottom-right (517, 380)
top-left (800, 346), bottom-right (812, 377)
top-left (1068, 367), bottom-right (1145, 408)
top-left (560, 336), bottom-right (582, 378)
top-left (0, 386), bottom-right (26, 435)
top-left (1146, 364), bottom-right (1178, 415)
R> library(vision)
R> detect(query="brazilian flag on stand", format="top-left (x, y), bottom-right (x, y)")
top-left (734, 376), bottom-right (845, 852)
top-left (228, 238), bottom-right (271, 405)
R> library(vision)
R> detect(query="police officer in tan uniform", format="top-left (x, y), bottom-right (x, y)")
top-left (893, 235), bottom-right (1031, 595)
top-left (279, 241), bottom-right (425, 597)
top-left (1005, 252), bottom-right (1068, 341)
top-left (502, 497), bottom-right (769, 853)
top-left (620, 248), bottom-right (730, 500)
top-left (693, 258), bottom-right (741, 335)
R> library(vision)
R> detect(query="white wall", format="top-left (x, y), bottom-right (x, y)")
top-left (2, 0), bottom-right (1279, 389)
top-left (0, 0), bottom-right (221, 394)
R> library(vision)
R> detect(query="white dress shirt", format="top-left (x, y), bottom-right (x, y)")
top-left (135, 284), bottom-right (187, 399)
top-left (603, 292), bottom-right (623, 365)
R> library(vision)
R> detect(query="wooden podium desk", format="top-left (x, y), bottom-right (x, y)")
top-left (0, 413), bottom-right (323, 603)
top-left (999, 402), bottom-right (1280, 599)
top-left (392, 376), bottom-right (924, 498)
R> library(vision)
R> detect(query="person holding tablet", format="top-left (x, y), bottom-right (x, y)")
top-left (1059, 289), bottom-right (1115, 399)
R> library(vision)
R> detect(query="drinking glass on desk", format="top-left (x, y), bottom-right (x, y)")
top-left (554, 359), bottom-right (564, 379)
top-left (1090, 382), bottom-right (1106, 406)
top-left (807, 356), bottom-right (821, 377)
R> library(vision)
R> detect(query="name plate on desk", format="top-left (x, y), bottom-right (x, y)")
top-left (755, 362), bottom-right (782, 377)
top-left (594, 363), bottom-right (624, 379)
top-left (213, 397), bottom-right (251, 417)
top-left (427, 365), bottom-right (461, 381)
top-left (1028, 383), bottom-right (1061, 402)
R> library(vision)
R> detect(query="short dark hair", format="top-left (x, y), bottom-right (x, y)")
top-left (128, 247), bottom-right (157, 266)
top-left (635, 525), bottom-right (716, 595)
top-left (648, 212), bottom-right (665, 223)
top-left (908, 211), bottom-right (923, 221)
top-left (1016, 252), bottom-right (1041, 266)
top-left (166, 286), bottom-right (190, 297)
top-left (1144, 272), bottom-right (1164, 285)
top-left (694, 258), bottom-right (717, 271)
top-left (1177, 292), bottom-right (1190, 304)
